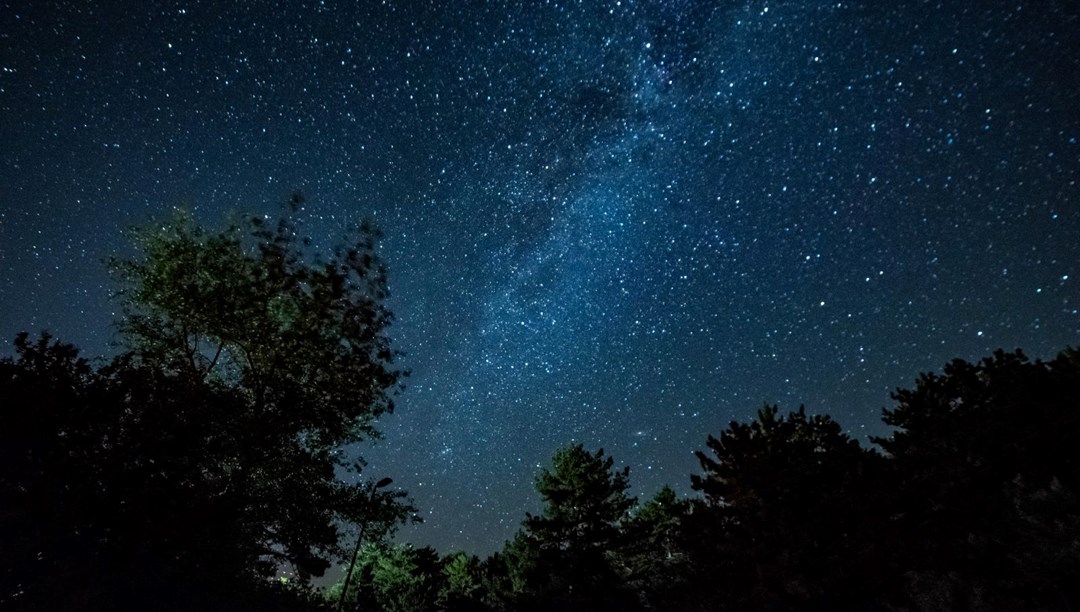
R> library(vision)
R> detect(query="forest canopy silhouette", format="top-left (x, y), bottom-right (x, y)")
top-left (1, 200), bottom-right (1078, 611)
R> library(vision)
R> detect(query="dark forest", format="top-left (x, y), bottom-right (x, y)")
top-left (2, 205), bottom-right (1077, 611)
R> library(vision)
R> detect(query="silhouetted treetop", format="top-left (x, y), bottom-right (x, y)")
top-left (526, 444), bottom-right (635, 546)
top-left (875, 348), bottom-right (1080, 486)
top-left (1, 197), bottom-right (417, 611)
top-left (691, 405), bottom-right (870, 511)
top-left (110, 194), bottom-right (405, 448)
top-left (505, 444), bottom-right (638, 611)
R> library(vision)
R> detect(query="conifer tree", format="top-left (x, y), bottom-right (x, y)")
top-left (507, 444), bottom-right (637, 611)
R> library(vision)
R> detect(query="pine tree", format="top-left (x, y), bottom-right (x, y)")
top-left (507, 444), bottom-right (637, 611)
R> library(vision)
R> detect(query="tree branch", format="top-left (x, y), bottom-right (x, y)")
top-left (203, 340), bottom-right (226, 380)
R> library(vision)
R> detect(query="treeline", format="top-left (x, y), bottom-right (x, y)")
top-left (1, 201), bottom-right (1078, 611)
top-left (323, 347), bottom-right (1080, 612)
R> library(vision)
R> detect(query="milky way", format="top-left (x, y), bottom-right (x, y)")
top-left (2, 1), bottom-right (1078, 553)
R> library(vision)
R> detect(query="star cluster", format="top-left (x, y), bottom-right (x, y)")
top-left (1, 1), bottom-right (1077, 554)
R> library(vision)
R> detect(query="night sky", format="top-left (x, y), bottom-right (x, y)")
top-left (1, 0), bottom-right (1078, 555)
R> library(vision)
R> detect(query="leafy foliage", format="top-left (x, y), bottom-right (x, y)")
top-left (111, 194), bottom-right (403, 447)
top-left (327, 543), bottom-right (444, 612)
top-left (1, 198), bottom-right (413, 610)
top-left (438, 552), bottom-right (485, 611)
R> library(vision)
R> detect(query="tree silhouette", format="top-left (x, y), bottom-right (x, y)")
top-left (506, 444), bottom-right (638, 611)
top-left (873, 348), bottom-right (1080, 610)
top-left (0, 333), bottom-right (107, 610)
top-left (1, 196), bottom-right (414, 610)
top-left (5, 203), bottom-right (1079, 612)
top-left (617, 486), bottom-right (692, 609)
top-left (111, 194), bottom-right (403, 447)
top-left (689, 405), bottom-right (884, 610)
top-left (104, 195), bottom-right (410, 584)
top-left (438, 552), bottom-right (486, 611)
top-left (327, 543), bottom-right (443, 612)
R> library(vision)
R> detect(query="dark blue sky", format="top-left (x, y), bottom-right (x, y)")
top-left (1, 0), bottom-right (1078, 555)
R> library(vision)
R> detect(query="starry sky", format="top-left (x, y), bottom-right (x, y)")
top-left (1, 0), bottom-right (1078, 555)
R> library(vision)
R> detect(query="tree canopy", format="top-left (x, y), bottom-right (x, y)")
top-left (2, 196), bottom-right (1078, 611)
top-left (111, 194), bottom-right (403, 447)
top-left (503, 444), bottom-right (637, 611)
top-left (1, 197), bottom-right (414, 611)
